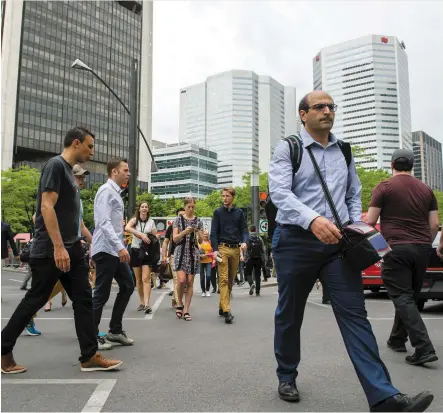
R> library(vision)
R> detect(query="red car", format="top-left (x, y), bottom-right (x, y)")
top-left (361, 215), bottom-right (443, 311)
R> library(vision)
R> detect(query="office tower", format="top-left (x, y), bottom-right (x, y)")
top-left (314, 35), bottom-right (412, 171)
top-left (412, 131), bottom-right (443, 191)
top-left (179, 70), bottom-right (293, 186)
top-left (284, 86), bottom-right (298, 136)
top-left (151, 141), bottom-right (218, 200)
top-left (1, 0), bottom-right (153, 187)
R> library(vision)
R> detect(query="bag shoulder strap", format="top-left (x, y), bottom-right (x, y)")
top-left (306, 147), bottom-right (344, 233)
top-left (337, 139), bottom-right (352, 167)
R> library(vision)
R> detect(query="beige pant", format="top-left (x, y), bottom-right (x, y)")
top-left (218, 245), bottom-right (240, 312)
top-left (169, 255), bottom-right (179, 303)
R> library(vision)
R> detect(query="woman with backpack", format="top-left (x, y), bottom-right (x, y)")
top-left (172, 197), bottom-right (204, 321)
top-left (125, 202), bottom-right (157, 314)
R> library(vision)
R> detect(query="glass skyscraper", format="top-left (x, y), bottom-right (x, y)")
top-left (314, 35), bottom-right (412, 171)
top-left (412, 131), bottom-right (443, 191)
top-left (179, 70), bottom-right (293, 187)
top-left (1, 0), bottom-right (153, 187)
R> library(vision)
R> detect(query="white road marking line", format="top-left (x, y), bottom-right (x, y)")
top-left (8, 279), bottom-right (23, 283)
top-left (145, 291), bottom-right (168, 320)
top-left (368, 317), bottom-right (443, 321)
top-left (307, 300), bottom-right (330, 308)
top-left (2, 379), bottom-right (116, 413)
top-left (82, 379), bottom-right (117, 413)
top-left (1, 317), bottom-right (147, 321)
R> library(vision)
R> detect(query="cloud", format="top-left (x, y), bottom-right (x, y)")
top-left (153, 1), bottom-right (443, 144)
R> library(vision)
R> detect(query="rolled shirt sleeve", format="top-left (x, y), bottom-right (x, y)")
top-left (269, 140), bottom-right (320, 230)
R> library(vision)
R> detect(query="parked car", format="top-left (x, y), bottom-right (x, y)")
top-left (360, 215), bottom-right (442, 311)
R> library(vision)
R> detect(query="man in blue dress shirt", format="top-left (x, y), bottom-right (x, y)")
top-left (269, 90), bottom-right (433, 412)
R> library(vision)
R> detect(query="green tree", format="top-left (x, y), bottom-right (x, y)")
top-left (80, 183), bottom-right (101, 229)
top-left (356, 167), bottom-right (390, 212)
top-left (434, 191), bottom-right (443, 222)
top-left (1, 166), bottom-right (41, 234)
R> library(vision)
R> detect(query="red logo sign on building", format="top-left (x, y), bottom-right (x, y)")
top-left (315, 55), bottom-right (320, 61)
top-left (381, 37), bottom-right (388, 43)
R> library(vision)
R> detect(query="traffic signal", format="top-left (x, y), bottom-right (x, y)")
top-left (259, 192), bottom-right (268, 218)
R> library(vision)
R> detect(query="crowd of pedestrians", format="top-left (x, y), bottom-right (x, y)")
top-left (1, 99), bottom-right (441, 412)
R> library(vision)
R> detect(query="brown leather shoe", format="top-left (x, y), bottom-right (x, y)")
top-left (80, 352), bottom-right (122, 372)
top-left (1, 352), bottom-right (26, 374)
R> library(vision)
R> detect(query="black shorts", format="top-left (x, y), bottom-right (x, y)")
top-left (130, 248), bottom-right (154, 268)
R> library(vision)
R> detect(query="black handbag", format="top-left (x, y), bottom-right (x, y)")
top-left (306, 147), bottom-right (391, 272)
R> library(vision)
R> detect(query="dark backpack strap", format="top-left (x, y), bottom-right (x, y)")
top-left (337, 139), bottom-right (352, 167)
top-left (283, 133), bottom-right (303, 175)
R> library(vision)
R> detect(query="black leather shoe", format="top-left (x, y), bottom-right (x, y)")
top-left (278, 381), bottom-right (300, 402)
top-left (405, 352), bottom-right (438, 365)
top-left (370, 391), bottom-right (433, 412)
top-left (387, 340), bottom-right (407, 353)
top-left (322, 299), bottom-right (331, 305)
top-left (224, 312), bottom-right (234, 324)
top-left (219, 308), bottom-right (224, 316)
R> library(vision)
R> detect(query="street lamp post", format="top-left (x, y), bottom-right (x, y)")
top-left (71, 58), bottom-right (158, 217)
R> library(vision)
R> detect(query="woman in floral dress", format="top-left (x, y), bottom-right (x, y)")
top-left (172, 197), bottom-right (204, 321)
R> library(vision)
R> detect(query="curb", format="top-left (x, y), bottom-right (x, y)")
top-left (1, 267), bottom-right (27, 273)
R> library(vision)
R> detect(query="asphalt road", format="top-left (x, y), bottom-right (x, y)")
top-left (1, 269), bottom-right (442, 412)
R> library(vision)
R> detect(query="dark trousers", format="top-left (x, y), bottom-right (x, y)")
top-left (2, 243), bottom-right (97, 363)
top-left (262, 261), bottom-right (270, 280)
top-left (92, 252), bottom-right (134, 335)
top-left (246, 258), bottom-right (262, 293)
top-left (211, 266), bottom-right (218, 291)
top-left (321, 280), bottom-right (330, 302)
top-left (381, 243), bottom-right (434, 355)
top-left (21, 268), bottom-right (32, 288)
top-left (272, 225), bottom-right (399, 407)
top-left (200, 262), bottom-right (212, 292)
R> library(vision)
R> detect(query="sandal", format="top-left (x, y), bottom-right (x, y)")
top-left (44, 302), bottom-right (52, 312)
top-left (176, 306), bottom-right (184, 319)
top-left (137, 304), bottom-right (145, 311)
top-left (183, 313), bottom-right (192, 321)
top-left (144, 306), bottom-right (152, 314)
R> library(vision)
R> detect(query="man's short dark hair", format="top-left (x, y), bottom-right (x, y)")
top-left (64, 127), bottom-right (95, 148)
top-left (107, 158), bottom-right (127, 177)
top-left (393, 158), bottom-right (413, 172)
top-left (176, 208), bottom-right (185, 215)
top-left (250, 225), bottom-right (257, 232)
top-left (298, 94), bottom-right (310, 126)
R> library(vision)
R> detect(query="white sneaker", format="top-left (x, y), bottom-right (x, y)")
top-left (206, 291), bottom-right (211, 297)
top-left (201, 292), bottom-right (206, 297)
top-left (97, 336), bottom-right (113, 351)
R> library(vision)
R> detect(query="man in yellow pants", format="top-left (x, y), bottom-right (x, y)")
top-left (210, 188), bottom-right (248, 324)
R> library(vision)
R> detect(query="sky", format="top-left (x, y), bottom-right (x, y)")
top-left (152, 0), bottom-right (443, 145)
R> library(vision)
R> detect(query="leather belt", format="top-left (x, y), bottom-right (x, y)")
top-left (219, 243), bottom-right (239, 249)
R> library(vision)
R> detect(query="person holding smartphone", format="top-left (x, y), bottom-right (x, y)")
top-left (172, 197), bottom-right (204, 321)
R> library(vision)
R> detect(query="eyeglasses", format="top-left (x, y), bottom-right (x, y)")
top-left (306, 103), bottom-right (338, 112)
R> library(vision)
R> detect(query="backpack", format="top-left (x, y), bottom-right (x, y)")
top-left (248, 235), bottom-right (263, 259)
top-left (266, 133), bottom-right (352, 241)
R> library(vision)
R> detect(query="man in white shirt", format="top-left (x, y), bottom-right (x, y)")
top-left (91, 158), bottom-right (135, 350)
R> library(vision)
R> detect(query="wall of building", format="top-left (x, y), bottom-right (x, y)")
top-left (151, 143), bottom-right (218, 199)
top-left (1, 1), bottom-right (152, 188)
top-left (314, 34), bottom-right (412, 172)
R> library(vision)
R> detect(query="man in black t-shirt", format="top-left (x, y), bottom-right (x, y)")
top-left (1, 127), bottom-right (122, 374)
top-left (162, 208), bottom-right (185, 307)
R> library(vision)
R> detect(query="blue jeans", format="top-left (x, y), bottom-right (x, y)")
top-left (272, 225), bottom-right (399, 407)
top-left (200, 262), bottom-right (212, 292)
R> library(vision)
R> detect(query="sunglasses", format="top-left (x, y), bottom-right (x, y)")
top-left (306, 103), bottom-right (338, 112)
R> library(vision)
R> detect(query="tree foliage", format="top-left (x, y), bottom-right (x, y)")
top-left (1, 166), bottom-right (41, 234)
top-left (2, 165), bottom-right (442, 236)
